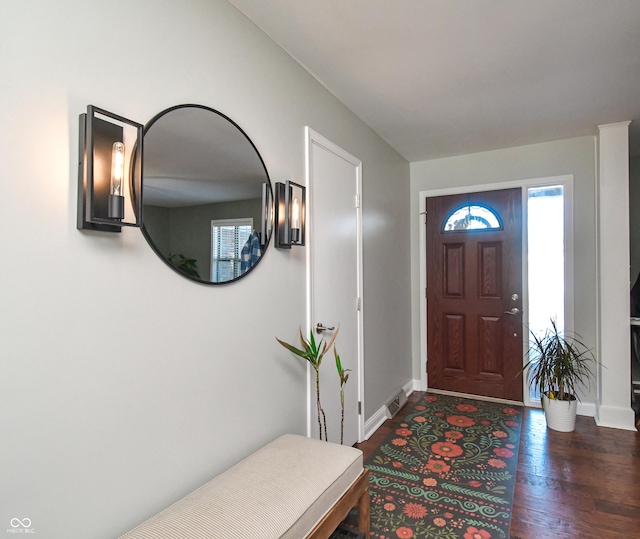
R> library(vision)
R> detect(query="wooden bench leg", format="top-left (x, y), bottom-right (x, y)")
top-left (357, 480), bottom-right (370, 536)
top-left (306, 469), bottom-right (370, 539)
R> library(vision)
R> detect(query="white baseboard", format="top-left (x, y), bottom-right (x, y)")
top-left (595, 403), bottom-right (637, 431)
top-left (576, 401), bottom-right (596, 417)
top-left (424, 386), bottom-right (599, 420)
top-left (403, 379), bottom-right (419, 396)
top-left (363, 406), bottom-right (387, 440)
top-left (363, 379), bottom-right (419, 441)
top-left (362, 382), bottom-right (622, 440)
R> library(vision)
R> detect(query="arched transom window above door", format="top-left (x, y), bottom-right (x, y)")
top-left (442, 204), bottom-right (502, 232)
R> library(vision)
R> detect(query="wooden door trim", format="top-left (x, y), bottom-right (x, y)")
top-left (417, 175), bottom-right (574, 407)
top-left (305, 127), bottom-right (365, 442)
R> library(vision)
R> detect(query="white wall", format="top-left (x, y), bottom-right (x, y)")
top-left (410, 137), bottom-right (598, 402)
top-left (0, 1), bottom-right (411, 537)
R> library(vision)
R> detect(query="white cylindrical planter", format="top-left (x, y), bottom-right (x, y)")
top-left (542, 395), bottom-right (578, 432)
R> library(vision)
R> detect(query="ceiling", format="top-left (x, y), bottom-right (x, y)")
top-left (227, 0), bottom-right (640, 161)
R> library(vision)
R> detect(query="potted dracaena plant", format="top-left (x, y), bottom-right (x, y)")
top-left (276, 327), bottom-right (339, 442)
top-left (523, 318), bottom-right (596, 432)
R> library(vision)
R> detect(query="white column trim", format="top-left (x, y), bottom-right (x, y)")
top-left (595, 121), bottom-right (636, 431)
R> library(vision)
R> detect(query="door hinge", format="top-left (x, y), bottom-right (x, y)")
top-left (425, 287), bottom-right (428, 298)
top-left (358, 401), bottom-right (362, 415)
top-left (354, 194), bottom-right (360, 208)
top-left (356, 297), bottom-right (361, 311)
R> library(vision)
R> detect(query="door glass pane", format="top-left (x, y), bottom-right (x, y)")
top-left (527, 185), bottom-right (565, 399)
top-left (443, 204), bottom-right (501, 231)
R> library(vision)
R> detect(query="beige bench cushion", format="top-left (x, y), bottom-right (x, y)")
top-left (119, 434), bottom-right (364, 539)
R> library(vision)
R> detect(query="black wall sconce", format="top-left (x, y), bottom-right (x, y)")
top-left (261, 182), bottom-right (273, 247)
top-left (77, 105), bottom-right (143, 232)
top-left (275, 181), bottom-right (306, 248)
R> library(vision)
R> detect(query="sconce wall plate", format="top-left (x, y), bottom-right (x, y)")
top-left (275, 180), bottom-right (306, 249)
top-left (77, 105), bottom-right (144, 232)
top-left (261, 182), bottom-right (273, 247)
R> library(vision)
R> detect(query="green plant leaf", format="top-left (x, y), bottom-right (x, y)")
top-left (522, 317), bottom-right (597, 402)
top-left (306, 327), bottom-right (316, 351)
top-left (275, 337), bottom-right (308, 358)
top-left (334, 345), bottom-right (351, 387)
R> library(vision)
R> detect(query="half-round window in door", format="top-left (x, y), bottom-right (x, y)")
top-left (442, 204), bottom-right (502, 232)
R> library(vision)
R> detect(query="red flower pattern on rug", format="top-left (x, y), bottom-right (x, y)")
top-left (431, 441), bottom-right (464, 458)
top-left (340, 393), bottom-right (522, 539)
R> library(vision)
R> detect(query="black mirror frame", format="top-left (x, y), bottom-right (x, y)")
top-left (133, 104), bottom-right (273, 285)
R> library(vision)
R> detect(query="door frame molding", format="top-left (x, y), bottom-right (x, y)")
top-left (305, 127), bottom-right (365, 442)
top-left (419, 175), bottom-right (574, 407)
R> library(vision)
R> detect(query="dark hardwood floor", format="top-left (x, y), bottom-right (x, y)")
top-left (354, 391), bottom-right (640, 539)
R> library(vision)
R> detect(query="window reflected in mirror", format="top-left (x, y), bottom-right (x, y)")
top-left (211, 218), bottom-right (255, 282)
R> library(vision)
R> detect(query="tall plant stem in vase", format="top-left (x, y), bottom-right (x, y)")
top-left (276, 327), bottom-right (339, 441)
top-left (334, 347), bottom-right (351, 445)
top-left (316, 371), bottom-right (327, 442)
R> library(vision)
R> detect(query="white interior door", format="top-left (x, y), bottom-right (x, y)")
top-left (306, 127), bottom-right (363, 446)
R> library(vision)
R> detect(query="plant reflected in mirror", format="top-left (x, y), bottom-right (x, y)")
top-left (168, 253), bottom-right (200, 279)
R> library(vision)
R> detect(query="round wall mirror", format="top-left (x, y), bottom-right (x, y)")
top-left (141, 105), bottom-right (273, 284)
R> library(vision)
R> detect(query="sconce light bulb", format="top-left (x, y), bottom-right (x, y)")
top-left (292, 197), bottom-right (301, 229)
top-left (108, 141), bottom-right (126, 220)
top-left (290, 196), bottom-right (301, 244)
top-left (110, 141), bottom-right (125, 196)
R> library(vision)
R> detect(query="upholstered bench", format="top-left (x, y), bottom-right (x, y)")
top-left (119, 434), bottom-right (370, 539)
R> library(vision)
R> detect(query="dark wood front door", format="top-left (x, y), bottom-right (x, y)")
top-left (426, 188), bottom-right (523, 401)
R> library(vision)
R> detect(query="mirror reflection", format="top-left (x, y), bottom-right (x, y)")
top-left (141, 105), bottom-right (273, 284)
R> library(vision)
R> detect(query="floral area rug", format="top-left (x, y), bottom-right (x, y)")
top-left (340, 392), bottom-right (522, 539)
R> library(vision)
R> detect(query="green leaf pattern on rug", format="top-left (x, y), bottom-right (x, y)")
top-left (368, 475), bottom-right (511, 519)
top-left (465, 518), bottom-right (510, 537)
top-left (367, 464), bottom-right (421, 482)
top-left (440, 483), bottom-right (509, 505)
top-left (455, 470), bottom-right (512, 482)
top-left (380, 444), bottom-right (425, 468)
top-left (343, 392), bottom-right (522, 539)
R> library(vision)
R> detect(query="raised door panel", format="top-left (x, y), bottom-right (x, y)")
top-left (478, 242), bottom-right (502, 298)
top-left (443, 314), bottom-right (465, 372)
top-left (443, 243), bottom-right (465, 297)
top-left (477, 315), bottom-right (504, 376)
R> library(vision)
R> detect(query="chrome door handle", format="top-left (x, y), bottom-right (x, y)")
top-left (316, 323), bottom-right (335, 334)
top-left (503, 308), bottom-right (520, 316)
